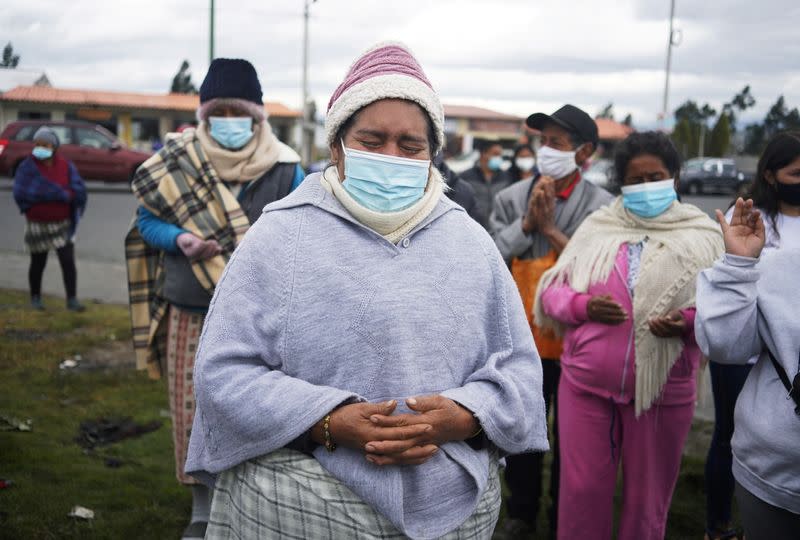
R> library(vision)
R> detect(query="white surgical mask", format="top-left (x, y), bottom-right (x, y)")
top-left (515, 156), bottom-right (536, 172)
top-left (537, 145), bottom-right (578, 179)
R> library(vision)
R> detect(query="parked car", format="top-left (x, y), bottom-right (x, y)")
top-left (0, 120), bottom-right (152, 182)
top-left (678, 157), bottom-right (751, 195)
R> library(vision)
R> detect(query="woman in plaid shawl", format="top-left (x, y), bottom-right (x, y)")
top-left (125, 58), bottom-right (304, 540)
top-left (13, 126), bottom-right (87, 311)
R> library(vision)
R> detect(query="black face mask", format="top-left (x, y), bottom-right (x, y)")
top-left (775, 180), bottom-right (800, 206)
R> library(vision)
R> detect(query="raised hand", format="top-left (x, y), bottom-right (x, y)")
top-left (534, 187), bottom-right (557, 234)
top-left (715, 198), bottom-right (765, 259)
top-left (523, 175), bottom-right (555, 234)
top-left (587, 294), bottom-right (628, 325)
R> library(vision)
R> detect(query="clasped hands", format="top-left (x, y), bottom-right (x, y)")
top-left (312, 395), bottom-right (479, 466)
top-left (587, 294), bottom-right (686, 338)
top-left (522, 176), bottom-right (557, 235)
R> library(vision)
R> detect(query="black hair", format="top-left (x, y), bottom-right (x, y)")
top-left (476, 139), bottom-right (503, 155)
top-left (333, 102), bottom-right (438, 157)
top-left (613, 131), bottom-right (681, 186)
top-left (507, 143), bottom-right (536, 182)
top-left (740, 131), bottom-right (800, 238)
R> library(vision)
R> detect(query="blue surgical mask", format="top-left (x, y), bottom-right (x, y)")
top-left (32, 146), bottom-right (53, 160)
top-left (208, 116), bottom-right (254, 149)
top-left (341, 140), bottom-right (430, 213)
top-left (487, 155), bottom-right (504, 171)
top-left (621, 179), bottom-right (677, 218)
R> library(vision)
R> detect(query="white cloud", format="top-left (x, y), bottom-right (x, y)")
top-left (0, 0), bottom-right (797, 129)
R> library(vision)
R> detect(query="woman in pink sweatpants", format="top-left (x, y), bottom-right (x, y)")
top-left (534, 132), bottom-right (724, 540)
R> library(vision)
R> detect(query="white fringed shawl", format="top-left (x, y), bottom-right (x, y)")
top-left (534, 198), bottom-right (723, 415)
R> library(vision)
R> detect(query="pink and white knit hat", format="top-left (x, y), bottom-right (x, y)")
top-left (325, 42), bottom-right (444, 152)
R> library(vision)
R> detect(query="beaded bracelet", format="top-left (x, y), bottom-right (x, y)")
top-left (323, 414), bottom-right (336, 452)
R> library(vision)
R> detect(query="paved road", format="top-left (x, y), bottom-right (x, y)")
top-left (0, 178), bottom-right (136, 303)
top-left (0, 178), bottom-right (720, 419)
top-left (0, 178), bottom-right (732, 266)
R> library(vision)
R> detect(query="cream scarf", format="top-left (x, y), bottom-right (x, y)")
top-left (320, 165), bottom-right (444, 244)
top-left (534, 198), bottom-right (724, 415)
top-left (195, 121), bottom-right (281, 182)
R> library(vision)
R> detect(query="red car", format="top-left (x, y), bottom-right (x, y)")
top-left (0, 120), bottom-right (152, 182)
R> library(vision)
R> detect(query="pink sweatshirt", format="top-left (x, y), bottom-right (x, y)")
top-left (540, 244), bottom-right (699, 406)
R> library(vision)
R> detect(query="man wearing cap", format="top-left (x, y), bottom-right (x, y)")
top-left (490, 104), bottom-right (613, 539)
top-left (125, 58), bottom-right (304, 539)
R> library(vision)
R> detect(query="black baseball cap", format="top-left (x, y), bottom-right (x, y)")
top-left (526, 104), bottom-right (598, 147)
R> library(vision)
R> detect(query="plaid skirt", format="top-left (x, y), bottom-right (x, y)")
top-left (207, 449), bottom-right (502, 540)
top-left (24, 219), bottom-right (71, 253)
top-left (166, 305), bottom-right (204, 485)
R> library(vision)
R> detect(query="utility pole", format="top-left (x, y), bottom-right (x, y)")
top-left (209, 0), bottom-right (216, 63)
top-left (301, 0), bottom-right (317, 166)
top-left (661, 0), bottom-right (678, 129)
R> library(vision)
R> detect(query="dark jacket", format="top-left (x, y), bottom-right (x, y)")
top-left (434, 158), bottom-right (480, 222)
top-left (161, 162), bottom-right (297, 308)
top-left (460, 165), bottom-right (512, 229)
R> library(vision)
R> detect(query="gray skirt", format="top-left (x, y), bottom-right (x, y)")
top-left (24, 219), bottom-right (71, 253)
top-left (207, 448), bottom-right (502, 540)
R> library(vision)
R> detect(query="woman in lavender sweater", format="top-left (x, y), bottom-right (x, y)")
top-left (185, 42), bottom-right (548, 540)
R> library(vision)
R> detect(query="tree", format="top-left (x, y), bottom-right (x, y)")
top-left (708, 113), bottom-right (731, 156)
top-left (723, 85), bottom-right (756, 133)
top-left (170, 60), bottom-right (197, 94)
top-left (671, 118), bottom-right (696, 159)
top-left (1, 42), bottom-right (20, 68)
top-left (674, 100), bottom-right (716, 126)
top-left (622, 114), bottom-right (633, 127)
top-left (597, 102), bottom-right (614, 120)
top-left (743, 123), bottom-right (766, 155)
top-left (673, 100), bottom-right (716, 159)
top-left (743, 95), bottom-right (800, 154)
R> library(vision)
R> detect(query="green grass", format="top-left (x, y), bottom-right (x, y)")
top-left (0, 288), bottom-right (714, 539)
top-left (0, 290), bottom-right (188, 540)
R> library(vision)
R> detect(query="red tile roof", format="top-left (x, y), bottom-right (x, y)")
top-left (0, 85), bottom-right (302, 118)
top-left (595, 117), bottom-right (634, 141)
top-left (443, 104), bottom-right (523, 122)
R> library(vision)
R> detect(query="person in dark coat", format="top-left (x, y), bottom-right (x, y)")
top-left (460, 141), bottom-right (512, 229)
top-left (433, 152), bottom-right (479, 221)
top-left (13, 126), bottom-right (87, 311)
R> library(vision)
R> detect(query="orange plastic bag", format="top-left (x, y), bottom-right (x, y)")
top-left (511, 250), bottom-right (563, 360)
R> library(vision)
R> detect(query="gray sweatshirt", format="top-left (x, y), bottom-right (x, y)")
top-left (696, 251), bottom-right (800, 514)
top-left (185, 175), bottom-right (549, 539)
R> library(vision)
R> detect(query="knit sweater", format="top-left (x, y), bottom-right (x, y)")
top-left (185, 173), bottom-right (549, 539)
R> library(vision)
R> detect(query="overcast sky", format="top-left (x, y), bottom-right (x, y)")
top-left (2, 0), bottom-right (799, 128)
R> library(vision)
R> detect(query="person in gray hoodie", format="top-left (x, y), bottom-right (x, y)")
top-left (696, 196), bottom-right (800, 540)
